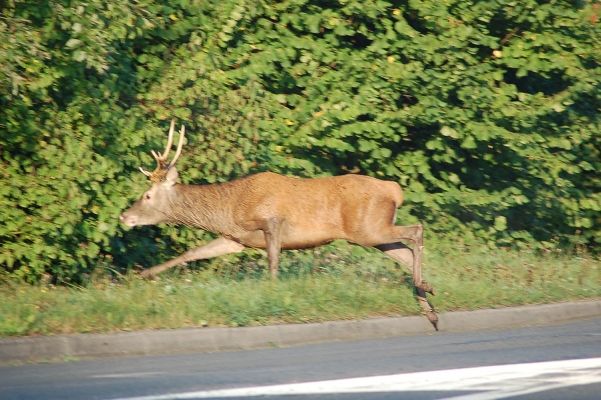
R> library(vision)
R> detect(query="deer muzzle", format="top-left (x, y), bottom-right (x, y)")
top-left (119, 212), bottom-right (138, 227)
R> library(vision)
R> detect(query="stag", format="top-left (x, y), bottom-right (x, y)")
top-left (120, 121), bottom-right (437, 328)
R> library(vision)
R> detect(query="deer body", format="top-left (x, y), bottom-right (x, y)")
top-left (120, 121), bottom-right (438, 329)
top-left (163, 172), bottom-right (402, 249)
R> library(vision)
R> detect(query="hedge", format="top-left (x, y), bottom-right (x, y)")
top-left (1, 0), bottom-right (599, 282)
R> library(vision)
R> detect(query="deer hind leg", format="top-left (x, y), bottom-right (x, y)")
top-left (375, 224), bottom-right (438, 330)
top-left (263, 217), bottom-right (284, 280)
top-left (140, 237), bottom-right (245, 279)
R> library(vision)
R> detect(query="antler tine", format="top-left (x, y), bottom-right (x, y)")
top-left (168, 124), bottom-right (185, 169)
top-left (150, 150), bottom-right (161, 161)
top-left (161, 119), bottom-right (176, 160)
top-left (139, 167), bottom-right (152, 177)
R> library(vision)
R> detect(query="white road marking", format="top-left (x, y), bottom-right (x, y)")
top-left (94, 372), bottom-right (161, 379)
top-left (110, 357), bottom-right (601, 400)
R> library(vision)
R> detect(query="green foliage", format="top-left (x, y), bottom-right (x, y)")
top-left (1, 0), bottom-right (599, 282)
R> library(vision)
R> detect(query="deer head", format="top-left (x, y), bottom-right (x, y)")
top-left (120, 120), bottom-right (186, 227)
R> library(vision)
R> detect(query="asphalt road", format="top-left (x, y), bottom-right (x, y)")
top-left (1, 317), bottom-right (600, 400)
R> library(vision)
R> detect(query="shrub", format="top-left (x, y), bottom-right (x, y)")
top-left (1, 0), bottom-right (599, 282)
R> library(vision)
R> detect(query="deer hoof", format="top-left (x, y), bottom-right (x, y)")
top-left (139, 269), bottom-right (156, 280)
top-left (426, 310), bottom-right (439, 331)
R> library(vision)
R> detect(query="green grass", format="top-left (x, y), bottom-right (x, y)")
top-left (0, 241), bottom-right (599, 337)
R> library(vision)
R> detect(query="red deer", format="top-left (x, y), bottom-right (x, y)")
top-left (120, 120), bottom-right (438, 328)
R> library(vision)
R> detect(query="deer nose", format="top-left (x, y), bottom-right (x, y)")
top-left (120, 213), bottom-right (137, 227)
top-left (119, 213), bottom-right (130, 224)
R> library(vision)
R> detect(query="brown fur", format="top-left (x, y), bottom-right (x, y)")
top-left (177, 172), bottom-right (404, 249)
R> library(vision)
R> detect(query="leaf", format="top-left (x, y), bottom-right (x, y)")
top-left (440, 126), bottom-right (459, 139)
top-left (494, 216), bottom-right (507, 231)
top-left (394, 19), bottom-right (417, 38)
top-left (461, 136), bottom-right (477, 149)
top-left (66, 38), bottom-right (82, 48)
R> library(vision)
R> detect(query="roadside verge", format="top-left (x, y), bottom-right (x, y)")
top-left (1, 299), bottom-right (600, 365)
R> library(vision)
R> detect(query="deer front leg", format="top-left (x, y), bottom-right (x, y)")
top-left (140, 237), bottom-right (245, 279)
top-left (263, 217), bottom-right (283, 279)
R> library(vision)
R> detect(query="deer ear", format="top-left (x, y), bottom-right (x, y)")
top-left (164, 167), bottom-right (179, 186)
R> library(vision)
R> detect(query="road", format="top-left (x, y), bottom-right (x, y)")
top-left (1, 317), bottom-right (600, 400)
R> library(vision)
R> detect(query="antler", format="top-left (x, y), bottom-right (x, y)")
top-left (168, 124), bottom-right (185, 169)
top-left (138, 119), bottom-right (186, 182)
top-left (139, 167), bottom-right (152, 177)
top-left (150, 119), bottom-right (176, 166)
top-left (162, 119), bottom-right (176, 160)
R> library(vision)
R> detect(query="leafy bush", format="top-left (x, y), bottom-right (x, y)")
top-left (1, 0), bottom-right (599, 282)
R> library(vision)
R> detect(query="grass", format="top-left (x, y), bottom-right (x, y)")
top-left (0, 240), bottom-right (599, 337)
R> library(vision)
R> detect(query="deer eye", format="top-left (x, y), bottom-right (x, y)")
top-left (145, 193), bottom-right (151, 200)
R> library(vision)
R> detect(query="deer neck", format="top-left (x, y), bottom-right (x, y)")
top-left (166, 183), bottom-right (235, 233)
